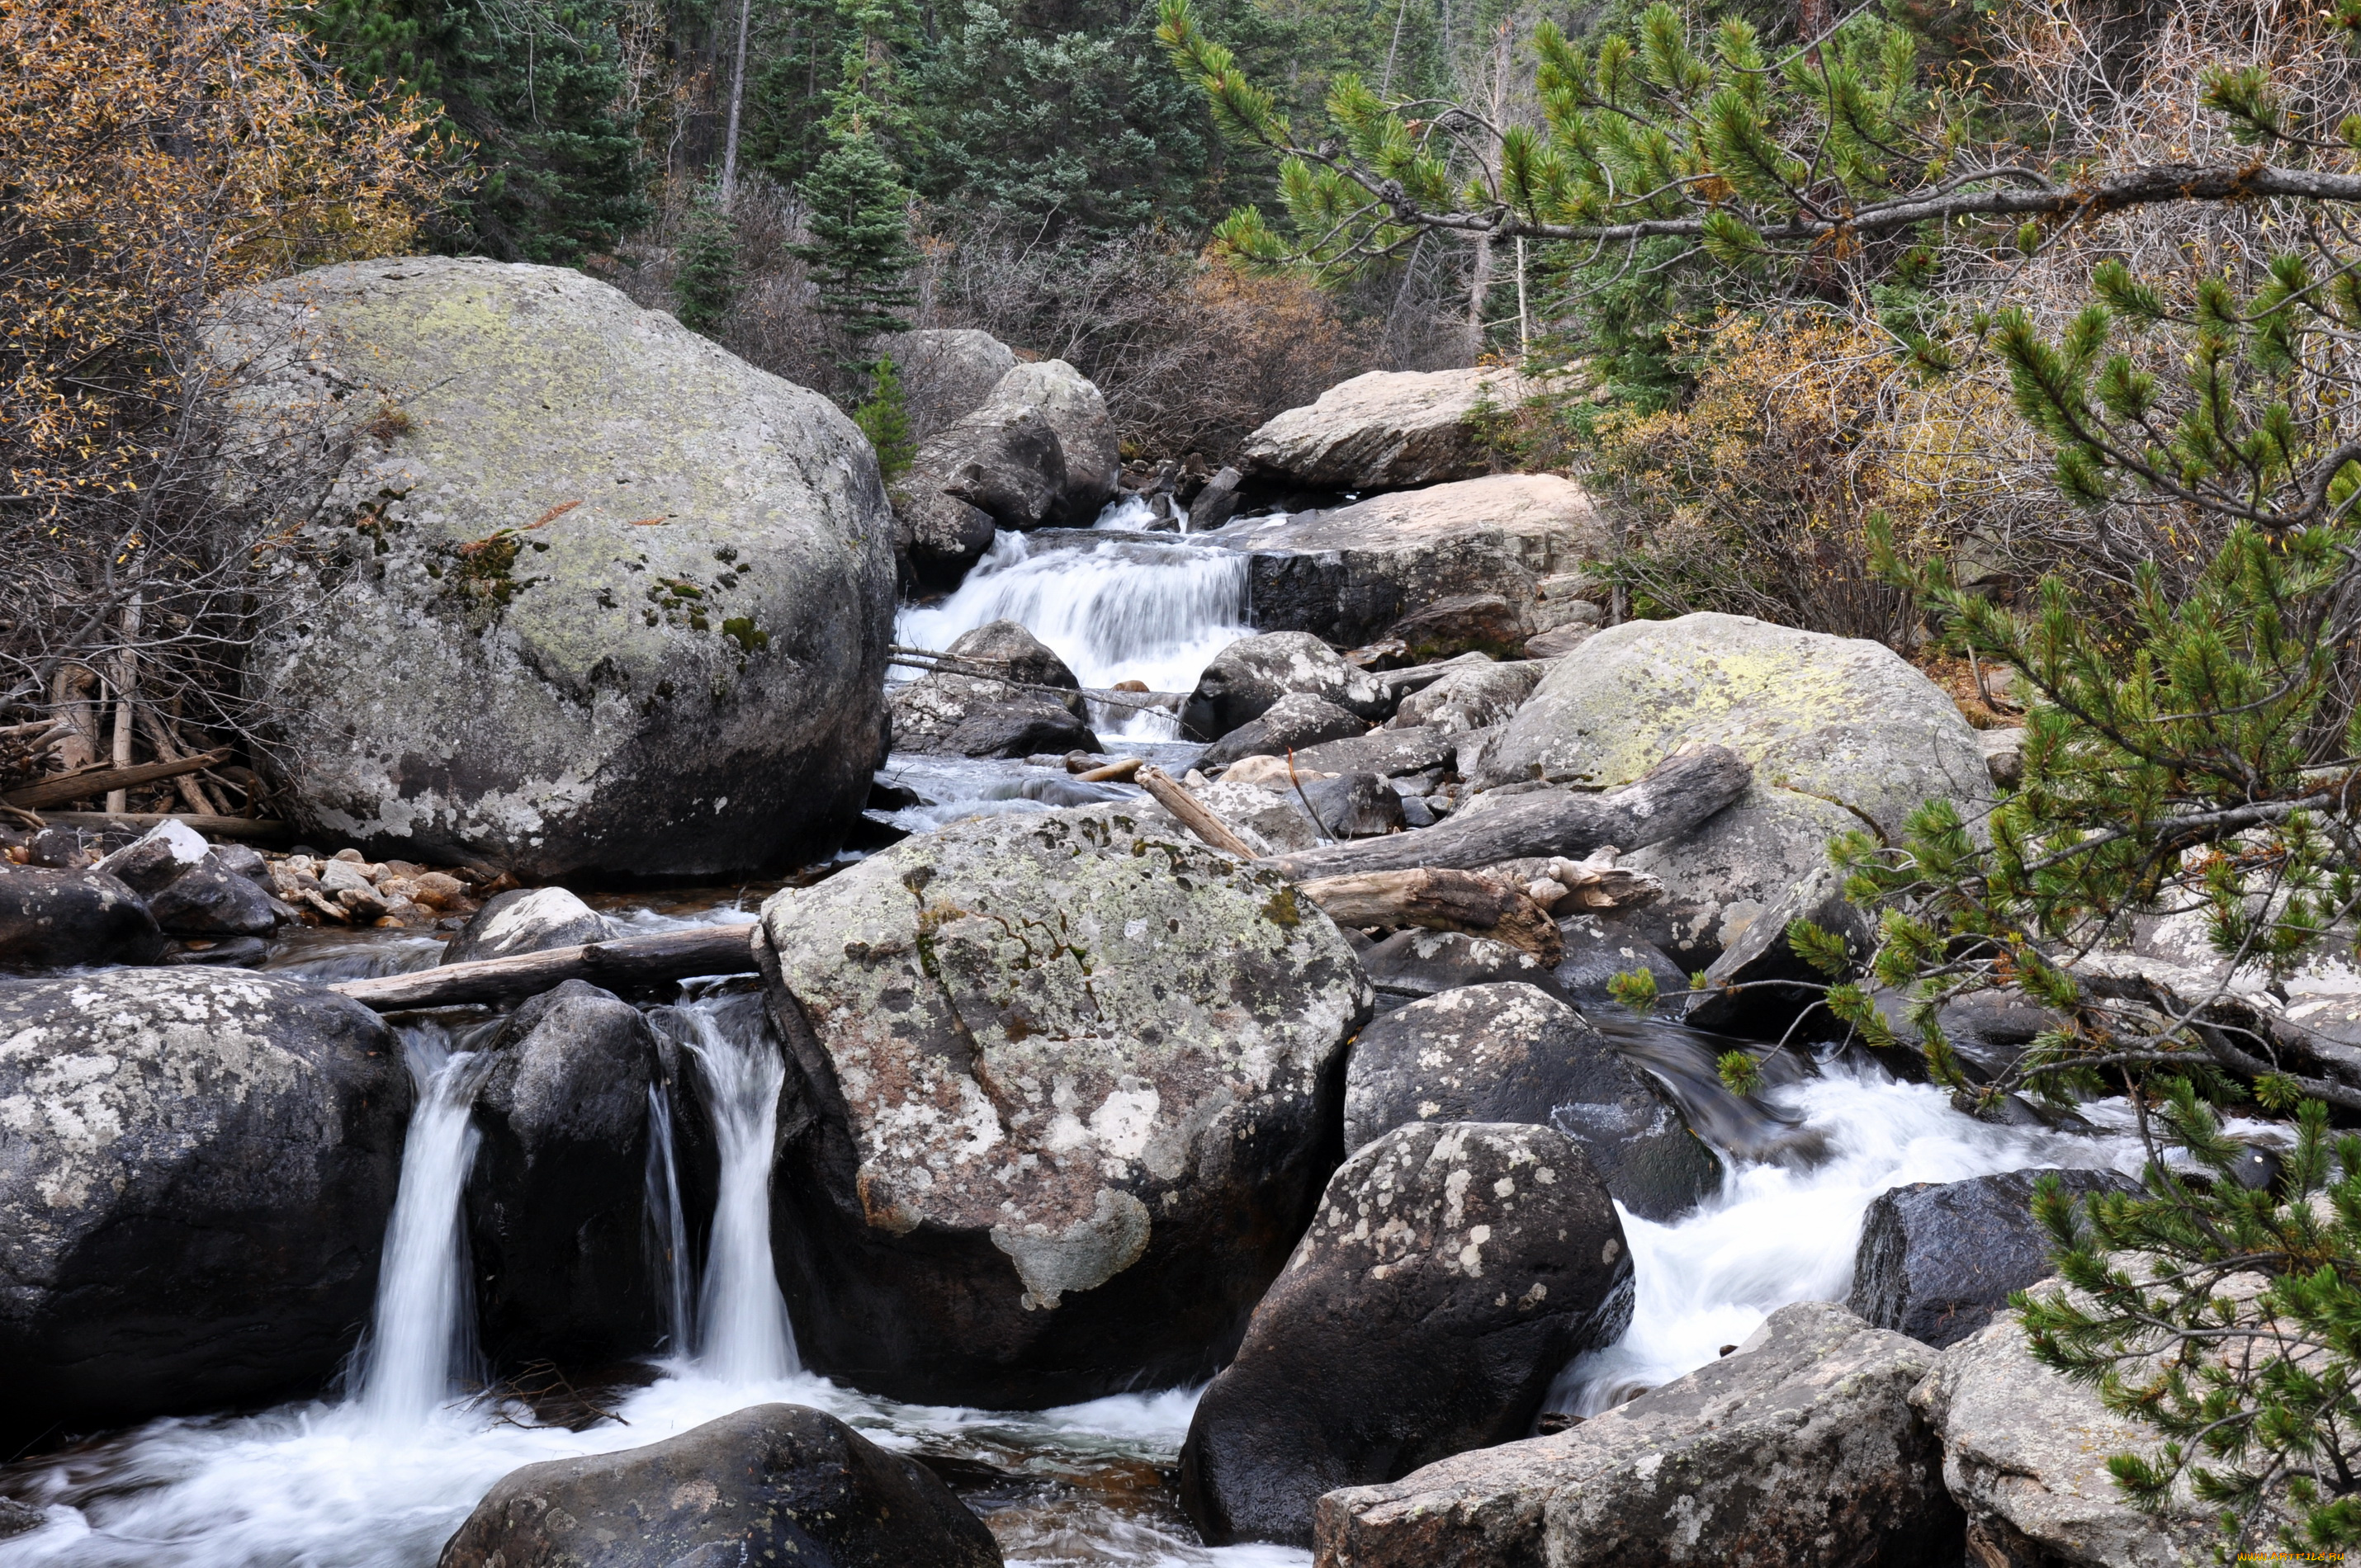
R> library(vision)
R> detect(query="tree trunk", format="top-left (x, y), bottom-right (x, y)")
top-left (1295, 868), bottom-right (1562, 961)
top-left (720, 0), bottom-right (753, 208)
top-left (105, 591), bottom-right (140, 814)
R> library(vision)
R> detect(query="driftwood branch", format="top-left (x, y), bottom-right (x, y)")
top-left (330, 923), bottom-right (759, 1011)
top-left (1134, 764), bottom-right (1261, 857)
top-left (1257, 744), bottom-right (1752, 881)
top-left (35, 810), bottom-right (286, 838)
top-left (1297, 868), bottom-right (1563, 961)
top-left (1, 749), bottom-right (233, 810)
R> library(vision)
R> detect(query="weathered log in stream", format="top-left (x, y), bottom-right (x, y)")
top-left (1256, 744), bottom-right (1752, 881)
top-left (330, 923), bottom-right (758, 1010)
top-left (1295, 868), bottom-right (1562, 961)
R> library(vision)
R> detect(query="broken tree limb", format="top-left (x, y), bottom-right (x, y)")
top-left (329, 922), bottom-right (759, 1011)
top-left (1, 749), bottom-right (233, 810)
top-left (37, 810), bottom-right (288, 838)
top-left (1295, 868), bottom-right (1563, 962)
top-left (1133, 764), bottom-right (1260, 858)
top-left (1256, 744), bottom-right (1753, 881)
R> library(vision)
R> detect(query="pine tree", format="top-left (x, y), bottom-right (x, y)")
top-left (793, 24), bottom-right (917, 353)
top-left (672, 186), bottom-right (741, 338)
top-left (853, 357), bottom-right (916, 479)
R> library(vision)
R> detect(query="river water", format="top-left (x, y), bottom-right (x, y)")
top-left (0, 509), bottom-right (2160, 1566)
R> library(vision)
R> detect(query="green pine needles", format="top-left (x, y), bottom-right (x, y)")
top-left (673, 185), bottom-right (742, 339)
top-left (854, 357), bottom-right (916, 480)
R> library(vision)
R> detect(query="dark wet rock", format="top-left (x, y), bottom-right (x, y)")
top-left (1684, 866), bottom-right (1876, 1037)
top-left (1386, 593), bottom-right (1528, 660)
top-left (211, 843), bottom-right (272, 883)
top-left (939, 404), bottom-right (1067, 528)
top-left (1343, 984), bottom-right (1716, 1222)
top-left (0, 969), bottom-right (410, 1444)
top-left (1178, 631), bottom-right (1385, 742)
top-left (163, 935), bottom-right (273, 968)
top-left (1848, 1168), bottom-right (2138, 1349)
top-left (442, 886), bottom-right (612, 966)
top-left (1550, 914), bottom-right (1689, 1006)
top-left (211, 256), bottom-right (895, 879)
top-left (468, 980), bottom-right (667, 1367)
top-left (145, 857), bottom-right (279, 937)
top-left (942, 700), bottom-right (1099, 759)
top-left (436, 1402), bottom-right (1003, 1568)
top-left (1289, 724), bottom-right (1459, 780)
top-left (0, 865), bottom-right (163, 969)
top-left (1179, 1122), bottom-right (1633, 1547)
top-left (1199, 692), bottom-right (1368, 769)
top-left (1359, 928), bottom-right (1563, 1004)
top-left (897, 485), bottom-right (1001, 587)
top-left (1295, 772), bottom-right (1405, 838)
top-left (1319, 1301), bottom-right (1961, 1567)
top-left (757, 808), bottom-right (1371, 1409)
top-left (0, 1496), bottom-right (41, 1537)
top-left (1190, 465), bottom-right (1246, 529)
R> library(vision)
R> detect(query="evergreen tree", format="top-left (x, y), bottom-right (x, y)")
top-left (672, 184), bottom-right (741, 338)
top-left (793, 23), bottom-right (918, 351)
top-left (854, 357), bottom-right (916, 479)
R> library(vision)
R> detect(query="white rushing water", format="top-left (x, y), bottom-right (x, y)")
top-left (896, 530), bottom-right (1252, 717)
top-left (643, 1083), bottom-right (695, 1357)
top-left (347, 1026), bottom-right (494, 1431)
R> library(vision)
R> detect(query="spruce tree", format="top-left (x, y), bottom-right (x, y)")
top-left (672, 185), bottom-right (741, 338)
top-left (793, 28), bottom-right (918, 353)
top-left (853, 357), bottom-right (916, 479)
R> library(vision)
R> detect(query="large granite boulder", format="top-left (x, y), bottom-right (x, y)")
top-left (1180, 1122), bottom-right (1632, 1547)
top-left (1387, 658), bottom-right (1550, 735)
top-left (0, 969), bottom-right (411, 1443)
top-left (1913, 1311), bottom-right (2217, 1566)
top-left (1180, 631), bottom-right (1386, 743)
top-left (887, 620), bottom-right (1096, 758)
top-left (209, 255), bottom-right (897, 879)
top-left (755, 808), bottom-right (1372, 1407)
top-left (0, 865), bottom-right (163, 969)
top-left (1342, 983), bottom-right (1717, 1221)
top-left (1849, 1168), bottom-right (2138, 1350)
top-left (1318, 1301), bottom-right (1962, 1567)
top-left (893, 360), bottom-right (1119, 583)
top-left (1222, 475), bottom-right (1608, 648)
top-left (1472, 613), bottom-right (1991, 964)
top-left (1237, 366), bottom-right (1539, 493)
top-left (874, 327), bottom-right (1019, 438)
top-left (466, 981), bottom-right (667, 1367)
top-left (437, 1403), bottom-right (1002, 1568)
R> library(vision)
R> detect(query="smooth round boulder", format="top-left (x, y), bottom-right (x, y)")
top-left (441, 885), bottom-right (611, 966)
top-left (208, 255), bottom-right (897, 879)
top-left (991, 360), bottom-right (1119, 525)
top-left (1472, 613), bottom-right (1993, 964)
top-left (1179, 631), bottom-right (1385, 742)
top-left (466, 980), bottom-right (666, 1367)
top-left (0, 866), bottom-right (163, 969)
top-left (757, 807), bottom-right (1372, 1408)
top-left (1179, 1122), bottom-right (1633, 1547)
top-left (1343, 982), bottom-right (1716, 1221)
top-left (436, 1403), bottom-right (1003, 1568)
top-left (0, 969), bottom-right (411, 1443)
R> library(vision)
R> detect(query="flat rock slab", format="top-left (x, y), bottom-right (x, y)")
top-left (1238, 367), bottom-right (1543, 492)
top-left (758, 807), bottom-right (1371, 1407)
top-left (1316, 1300), bottom-right (1960, 1567)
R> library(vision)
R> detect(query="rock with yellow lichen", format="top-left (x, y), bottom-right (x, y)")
top-left (206, 255), bottom-right (897, 879)
top-left (755, 806), bottom-right (1372, 1409)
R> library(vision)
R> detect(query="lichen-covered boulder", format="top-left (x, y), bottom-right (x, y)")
top-left (1238, 367), bottom-right (1540, 493)
top-left (208, 255), bottom-right (897, 879)
top-left (755, 808), bottom-right (1373, 1408)
top-left (1472, 613), bottom-right (1991, 963)
top-left (437, 1403), bottom-right (1003, 1568)
top-left (0, 969), bottom-right (410, 1443)
top-left (1180, 1122), bottom-right (1632, 1547)
top-left (1180, 631), bottom-right (1386, 743)
top-left (1318, 1301), bottom-right (1962, 1567)
top-left (1342, 983), bottom-right (1717, 1221)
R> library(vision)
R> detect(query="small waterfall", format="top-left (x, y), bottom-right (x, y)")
top-left (644, 1082), bottom-right (694, 1358)
top-left (896, 529), bottom-right (1251, 701)
top-left (657, 996), bottom-right (798, 1382)
top-left (348, 1023), bottom-right (494, 1429)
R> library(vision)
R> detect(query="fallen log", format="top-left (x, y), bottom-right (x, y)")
top-left (1256, 744), bottom-right (1752, 882)
top-left (1296, 868), bottom-right (1563, 962)
top-left (330, 922), bottom-right (758, 1011)
top-left (35, 810), bottom-right (289, 839)
top-left (2, 749), bottom-right (233, 810)
top-left (1134, 764), bottom-right (1260, 858)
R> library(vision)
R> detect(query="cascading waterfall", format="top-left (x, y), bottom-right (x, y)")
top-left (896, 529), bottom-right (1252, 706)
top-left (348, 1023), bottom-right (496, 1430)
top-left (655, 995), bottom-right (798, 1382)
top-left (643, 1082), bottom-right (695, 1358)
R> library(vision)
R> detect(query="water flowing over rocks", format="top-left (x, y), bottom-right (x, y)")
top-left (756, 808), bottom-right (1372, 1407)
top-left (1342, 983), bottom-right (1719, 1221)
top-left (210, 255), bottom-right (897, 879)
top-left (1849, 1169), bottom-right (2140, 1349)
top-left (1473, 612), bottom-right (1992, 962)
top-left (436, 1403), bottom-right (1004, 1568)
top-left (1317, 1300), bottom-right (1961, 1567)
top-left (1180, 1121), bottom-right (1633, 1547)
top-left (0, 866), bottom-right (163, 968)
top-left (1237, 366), bottom-right (1541, 493)
top-left (894, 360), bottom-right (1118, 583)
top-left (0, 969), bottom-right (411, 1443)
top-left (1913, 1311), bottom-right (2214, 1566)
top-left (1223, 475), bottom-right (1608, 648)
top-left (1179, 631), bottom-right (1386, 742)
top-left (466, 980), bottom-right (669, 1367)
